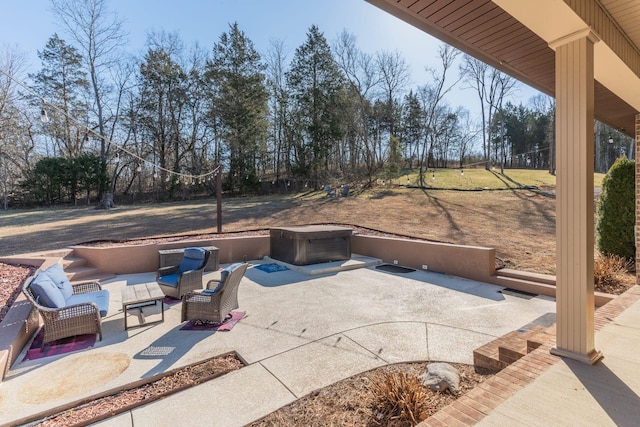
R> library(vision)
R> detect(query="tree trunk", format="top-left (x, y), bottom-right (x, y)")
top-left (97, 192), bottom-right (115, 210)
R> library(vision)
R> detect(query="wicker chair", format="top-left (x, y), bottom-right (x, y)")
top-left (156, 247), bottom-right (211, 299)
top-left (23, 271), bottom-right (105, 350)
top-left (181, 262), bottom-right (248, 324)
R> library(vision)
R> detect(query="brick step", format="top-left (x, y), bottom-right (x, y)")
top-left (474, 326), bottom-right (553, 374)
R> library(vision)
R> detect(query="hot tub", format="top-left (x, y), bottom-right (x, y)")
top-left (270, 225), bottom-right (352, 265)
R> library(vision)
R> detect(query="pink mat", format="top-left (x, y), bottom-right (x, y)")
top-left (179, 311), bottom-right (245, 331)
top-left (23, 328), bottom-right (96, 361)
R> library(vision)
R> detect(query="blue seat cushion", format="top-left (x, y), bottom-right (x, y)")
top-left (158, 274), bottom-right (180, 287)
top-left (178, 248), bottom-right (206, 273)
top-left (43, 264), bottom-right (73, 300)
top-left (210, 263), bottom-right (242, 294)
top-left (30, 273), bottom-right (66, 308)
top-left (66, 290), bottom-right (110, 317)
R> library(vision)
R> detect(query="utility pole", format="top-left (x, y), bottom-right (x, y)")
top-left (216, 166), bottom-right (222, 233)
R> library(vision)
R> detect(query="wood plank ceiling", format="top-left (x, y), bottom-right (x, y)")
top-left (368, 0), bottom-right (640, 137)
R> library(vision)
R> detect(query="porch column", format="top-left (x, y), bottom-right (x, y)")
top-left (550, 29), bottom-right (603, 364)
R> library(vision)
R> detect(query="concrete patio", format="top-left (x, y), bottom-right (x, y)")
top-left (1, 257), bottom-right (557, 426)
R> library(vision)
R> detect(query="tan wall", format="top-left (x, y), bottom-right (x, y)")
top-left (71, 236), bottom-right (271, 275)
top-left (0, 256), bottom-right (68, 380)
top-left (0, 257), bottom-right (56, 270)
top-left (352, 235), bottom-right (496, 283)
top-left (0, 298), bottom-right (39, 379)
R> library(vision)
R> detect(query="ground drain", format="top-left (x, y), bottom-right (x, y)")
top-left (375, 264), bottom-right (416, 274)
top-left (499, 288), bottom-right (538, 299)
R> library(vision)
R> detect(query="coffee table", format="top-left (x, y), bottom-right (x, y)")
top-left (122, 283), bottom-right (165, 330)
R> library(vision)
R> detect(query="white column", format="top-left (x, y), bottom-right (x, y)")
top-left (550, 29), bottom-right (603, 364)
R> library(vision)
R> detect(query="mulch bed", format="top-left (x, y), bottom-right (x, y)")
top-left (248, 362), bottom-right (491, 427)
top-left (32, 354), bottom-right (243, 427)
top-left (0, 263), bottom-right (35, 323)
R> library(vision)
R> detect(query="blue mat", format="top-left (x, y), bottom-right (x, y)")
top-left (255, 263), bottom-right (289, 273)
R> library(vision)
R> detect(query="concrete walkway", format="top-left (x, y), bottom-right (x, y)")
top-left (420, 285), bottom-right (640, 427)
top-left (1, 259), bottom-right (557, 426)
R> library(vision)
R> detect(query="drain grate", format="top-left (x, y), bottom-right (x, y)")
top-left (499, 288), bottom-right (538, 299)
top-left (375, 264), bottom-right (416, 274)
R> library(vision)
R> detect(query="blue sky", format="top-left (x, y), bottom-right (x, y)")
top-left (1, 0), bottom-right (541, 119)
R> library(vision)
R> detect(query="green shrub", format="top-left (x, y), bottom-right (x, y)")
top-left (596, 156), bottom-right (635, 259)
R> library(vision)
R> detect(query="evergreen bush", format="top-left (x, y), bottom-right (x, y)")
top-left (596, 156), bottom-right (635, 259)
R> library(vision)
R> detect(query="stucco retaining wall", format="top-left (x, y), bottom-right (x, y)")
top-left (71, 236), bottom-right (270, 274)
top-left (351, 234), bottom-right (496, 283)
top-left (0, 257), bottom-right (59, 381)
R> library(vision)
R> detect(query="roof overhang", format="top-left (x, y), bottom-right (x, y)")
top-left (366, 0), bottom-right (640, 137)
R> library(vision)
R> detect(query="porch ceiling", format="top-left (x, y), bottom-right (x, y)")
top-left (366, 0), bottom-right (640, 137)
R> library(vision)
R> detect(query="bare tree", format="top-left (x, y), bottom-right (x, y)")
top-left (0, 45), bottom-right (33, 209)
top-left (375, 49), bottom-right (410, 161)
top-left (487, 70), bottom-right (517, 173)
top-left (417, 44), bottom-right (460, 185)
top-left (51, 0), bottom-right (127, 208)
top-left (453, 108), bottom-right (480, 167)
top-left (460, 55), bottom-right (489, 168)
top-left (334, 30), bottom-right (380, 182)
top-left (265, 38), bottom-right (290, 186)
top-left (461, 56), bottom-right (518, 171)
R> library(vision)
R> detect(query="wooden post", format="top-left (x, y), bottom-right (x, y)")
top-left (216, 166), bottom-right (222, 234)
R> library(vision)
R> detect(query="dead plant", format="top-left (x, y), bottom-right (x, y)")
top-left (594, 253), bottom-right (626, 292)
top-left (369, 370), bottom-right (430, 426)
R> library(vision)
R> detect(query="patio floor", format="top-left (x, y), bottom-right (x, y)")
top-left (0, 258), bottom-right (572, 426)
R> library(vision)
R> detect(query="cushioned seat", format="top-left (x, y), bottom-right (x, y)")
top-left (66, 291), bottom-right (110, 317)
top-left (156, 247), bottom-right (211, 299)
top-left (182, 262), bottom-right (248, 324)
top-left (157, 274), bottom-right (180, 287)
top-left (23, 264), bottom-right (108, 350)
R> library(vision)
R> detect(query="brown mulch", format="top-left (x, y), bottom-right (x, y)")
top-left (596, 279), bottom-right (635, 295)
top-left (248, 363), bottom-right (490, 427)
top-left (0, 263), bottom-right (35, 323)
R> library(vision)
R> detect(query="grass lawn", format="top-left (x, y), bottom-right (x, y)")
top-left (0, 169), bottom-right (605, 275)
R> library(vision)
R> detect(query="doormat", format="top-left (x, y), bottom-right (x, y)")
top-left (23, 329), bottom-right (97, 361)
top-left (180, 311), bottom-right (245, 331)
top-left (255, 263), bottom-right (289, 273)
top-left (375, 264), bottom-right (416, 274)
top-left (499, 288), bottom-right (538, 300)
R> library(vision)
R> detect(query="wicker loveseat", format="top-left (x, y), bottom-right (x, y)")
top-left (23, 264), bottom-right (109, 350)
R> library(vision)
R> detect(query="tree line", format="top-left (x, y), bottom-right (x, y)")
top-left (0, 0), bottom-right (629, 208)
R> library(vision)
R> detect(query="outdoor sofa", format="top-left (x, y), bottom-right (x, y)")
top-left (22, 264), bottom-right (109, 349)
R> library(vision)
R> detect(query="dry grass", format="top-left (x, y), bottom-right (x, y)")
top-left (0, 187), bottom-right (559, 274)
top-left (249, 363), bottom-right (490, 427)
top-left (594, 253), bottom-right (630, 294)
top-left (369, 371), bottom-right (430, 426)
